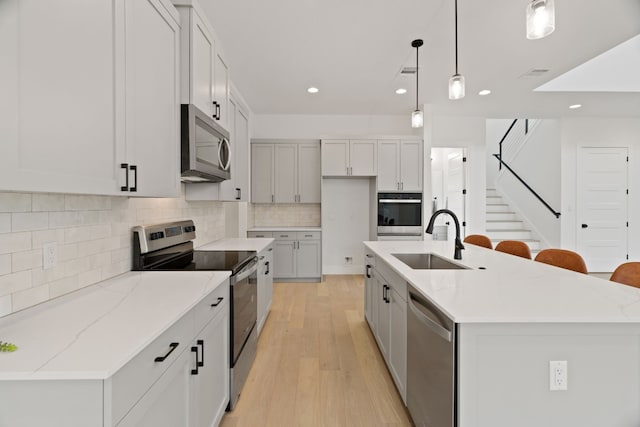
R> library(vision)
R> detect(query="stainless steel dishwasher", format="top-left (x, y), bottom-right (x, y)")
top-left (407, 284), bottom-right (456, 427)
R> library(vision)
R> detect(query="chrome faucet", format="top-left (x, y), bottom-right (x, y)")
top-left (425, 209), bottom-right (465, 260)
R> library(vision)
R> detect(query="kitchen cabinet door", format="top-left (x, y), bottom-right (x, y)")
top-left (191, 303), bottom-right (229, 427)
top-left (190, 9), bottom-right (214, 117)
top-left (375, 274), bottom-right (391, 360)
top-left (213, 39), bottom-right (230, 131)
top-left (297, 143), bottom-right (321, 203)
top-left (234, 106), bottom-right (250, 201)
top-left (399, 140), bottom-right (422, 191)
top-left (377, 140), bottom-right (401, 191)
top-left (321, 140), bottom-right (349, 176)
top-left (389, 286), bottom-right (407, 403)
top-left (124, 0), bottom-right (180, 197)
top-left (273, 240), bottom-right (296, 278)
top-left (297, 240), bottom-right (322, 278)
top-left (117, 347), bottom-right (192, 427)
top-left (0, 0), bottom-right (124, 195)
top-left (251, 144), bottom-right (275, 203)
top-left (257, 245), bottom-right (274, 335)
top-left (364, 263), bottom-right (375, 328)
top-left (274, 144), bottom-right (297, 203)
top-left (349, 140), bottom-right (377, 176)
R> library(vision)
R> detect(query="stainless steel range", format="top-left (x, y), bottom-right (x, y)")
top-left (132, 220), bottom-right (258, 410)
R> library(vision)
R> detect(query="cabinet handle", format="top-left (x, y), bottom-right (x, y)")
top-left (382, 285), bottom-right (387, 302)
top-left (212, 101), bottom-right (218, 119)
top-left (120, 163), bottom-right (129, 192)
top-left (154, 342), bottom-right (179, 362)
top-left (268, 247), bottom-right (273, 252)
top-left (191, 346), bottom-right (199, 375)
top-left (401, 182), bottom-right (404, 191)
top-left (365, 254), bottom-right (373, 258)
top-left (216, 103), bottom-right (221, 120)
top-left (210, 297), bottom-right (224, 307)
top-left (271, 194), bottom-right (274, 203)
top-left (305, 234), bottom-right (313, 237)
top-left (581, 224), bottom-right (588, 228)
top-left (129, 164), bottom-right (137, 192)
top-left (259, 255), bottom-right (265, 260)
top-left (197, 339), bottom-right (204, 367)
top-left (236, 188), bottom-right (241, 200)
top-left (366, 264), bottom-right (372, 278)
top-left (265, 261), bottom-right (270, 275)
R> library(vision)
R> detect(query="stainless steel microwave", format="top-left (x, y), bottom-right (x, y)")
top-left (180, 104), bottom-right (231, 183)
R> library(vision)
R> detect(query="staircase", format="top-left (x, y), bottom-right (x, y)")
top-left (485, 188), bottom-right (541, 256)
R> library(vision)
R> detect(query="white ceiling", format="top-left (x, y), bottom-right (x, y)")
top-left (201, 0), bottom-right (640, 118)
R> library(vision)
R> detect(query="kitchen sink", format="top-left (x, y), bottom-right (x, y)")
top-left (392, 253), bottom-right (470, 270)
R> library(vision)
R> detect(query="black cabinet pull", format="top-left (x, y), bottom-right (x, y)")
top-left (191, 346), bottom-right (199, 375)
top-left (154, 342), bottom-right (179, 362)
top-left (216, 103), bottom-right (221, 120)
top-left (120, 163), bottom-right (129, 191)
top-left (210, 297), bottom-right (224, 307)
top-left (366, 264), bottom-right (372, 279)
top-left (197, 339), bottom-right (204, 367)
top-left (265, 261), bottom-right (270, 275)
top-left (129, 164), bottom-right (137, 192)
top-left (268, 247), bottom-right (273, 252)
top-left (212, 101), bottom-right (218, 119)
top-left (236, 188), bottom-right (241, 200)
top-left (581, 224), bottom-right (588, 228)
top-left (383, 285), bottom-right (390, 303)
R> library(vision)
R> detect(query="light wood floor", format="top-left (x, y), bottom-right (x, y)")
top-left (221, 275), bottom-right (413, 427)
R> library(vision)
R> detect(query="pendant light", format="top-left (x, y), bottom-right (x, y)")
top-left (448, 0), bottom-right (465, 100)
top-left (526, 0), bottom-right (555, 39)
top-left (411, 39), bottom-right (424, 128)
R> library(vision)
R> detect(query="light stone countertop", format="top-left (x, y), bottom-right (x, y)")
top-left (248, 227), bottom-right (321, 232)
top-left (0, 271), bottom-right (230, 380)
top-left (197, 237), bottom-right (274, 252)
top-left (365, 240), bottom-right (640, 323)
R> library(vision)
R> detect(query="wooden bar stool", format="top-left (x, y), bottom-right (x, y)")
top-left (463, 234), bottom-right (493, 249)
top-left (495, 240), bottom-right (532, 260)
top-left (610, 262), bottom-right (640, 289)
top-left (534, 249), bottom-right (587, 274)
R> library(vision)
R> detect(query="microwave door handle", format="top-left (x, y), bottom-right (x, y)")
top-left (218, 138), bottom-right (231, 171)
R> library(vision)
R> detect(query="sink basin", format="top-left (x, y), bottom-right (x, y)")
top-left (392, 253), bottom-right (469, 270)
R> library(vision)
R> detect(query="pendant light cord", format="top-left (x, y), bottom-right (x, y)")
top-left (454, 0), bottom-right (458, 74)
top-left (415, 44), bottom-right (419, 110)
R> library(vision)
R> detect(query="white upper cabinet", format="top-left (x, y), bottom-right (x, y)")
top-left (251, 144), bottom-right (275, 203)
top-left (274, 144), bottom-right (297, 203)
top-left (212, 36), bottom-right (230, 131)
top-left (297, 143), bottom-right (321, 203)
top-left (0, 0), bottom-right (180, 197)
top-left (377, 139), bottom-right (422, 192)
top-left (321, 139), bottom-right (377, 176)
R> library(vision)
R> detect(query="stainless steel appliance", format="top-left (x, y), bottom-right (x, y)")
top-left (407, 283), bottom-right (456, 427)
top-left (181, 104), bottom-right (231, 183)
top-left (377, 192), bottom-right (423, 238)
top-left (132, 220), bottom-right (258, 410)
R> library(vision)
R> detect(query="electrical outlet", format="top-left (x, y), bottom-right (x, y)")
top-left (549, 360), bottom-right (568, 391)
top-left (345, 257), bottom-right (353, 264)
top-left (43, 242), bottom-right (58, 270)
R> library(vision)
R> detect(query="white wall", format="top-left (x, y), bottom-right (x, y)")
top-left (496, 119), bottom-right (562, 247)
top-left (321, 178), bottom-right (372, 274)
top-left (561, 117), bottom-right (640, 262)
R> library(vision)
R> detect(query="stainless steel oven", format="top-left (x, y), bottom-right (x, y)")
top-left (132, 220), bottom-right (258, 410)
top-left (377, 192), bottom-right (423, 238)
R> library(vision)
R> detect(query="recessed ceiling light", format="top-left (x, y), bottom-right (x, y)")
top-left (569, 104), bottom-right (582, 109)
top-left (478, 89), bottom-right (491, 96)
top-left (307, 87), bottom-right (319, 94)
top-left (396, 88), bottom-right (407, 95)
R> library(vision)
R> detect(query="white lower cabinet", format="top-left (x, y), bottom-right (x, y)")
top-left (272, 231), bottom-right (321, 280)
top-left (257, 243), bottom-right (274, 335)
top-left (365, 256), bottom-right (407, 404)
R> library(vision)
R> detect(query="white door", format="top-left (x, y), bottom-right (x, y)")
top-left (445, 149), bottom-right (467, 239)
top-left (577, 147), bottom-right (628, 272)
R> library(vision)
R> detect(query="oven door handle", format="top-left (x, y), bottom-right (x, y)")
top-left (378, 199), bottom-right (422, 204)
top-left (234, 257), bottom-right (259, 283)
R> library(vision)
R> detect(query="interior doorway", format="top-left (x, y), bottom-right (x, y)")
top-left (577, 146), bottom-right (629, 272)
top-left (431, 148), bottom-right (467, 241)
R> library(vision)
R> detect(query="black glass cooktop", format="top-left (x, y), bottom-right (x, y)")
top-left (146, 250), bottom-right (256, 274)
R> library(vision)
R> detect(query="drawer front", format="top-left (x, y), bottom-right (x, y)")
top-left (109, 310), bottom-right (195, 424)
top-left (364, 250), bottom-right (376, 268)
top-left (274, 231), bottom-right (296, 240)
top-left (375, 259), bottom-right (406, 301)
top-left (194, 280), bottom-right (230, 334)
top-left (296, 231), bottom-right (321, 240)
top-left (248, 231), bottom-right (273, 238)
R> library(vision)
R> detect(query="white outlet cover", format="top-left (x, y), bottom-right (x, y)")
top-left (549, 360), bottom-right (568, 391)
top-left (43, 242), bottom-right (58, 270)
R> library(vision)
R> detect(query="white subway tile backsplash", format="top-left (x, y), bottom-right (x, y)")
top-left (12, 284), bottom-right (49, 311)
top-left (0, 255), bottom-right (10, 276)
top-left (32, 194), bottom-right (65, 212)
top-left (32, 229), bottom-right (65, 249)
top-left (0, 294), bottom-right (11, 317)
top-left (78, 269), bottom-right (101, 289)
top-left (0, 214), bottom-right (10, 234)
top-left (11, 249), bottom-right (42, 272)
top-left (0, 232), bottom-right (32, 255)
top-left (12, 212), bottom-right (49, 232)
top-left (64, 195), bottom-right (112, 211)
top-left (58, 243), bottom-right (79, 262)
top-left (49, 276), bottom-right (79, 299)
top-left (64, 226), bottom-right (92, 244)
top-left (49, 211), bottom-right (84, 229)
top-left (0, 271), bottom-right (32, 297)
top-left (63, 258), bottom-right (91, 277)
top-left (0, 193), bottom-right (31, 213)
top-left (252, 203), bottom-right (321, 227)
top-left (31, 265), bottom-right (65, 287)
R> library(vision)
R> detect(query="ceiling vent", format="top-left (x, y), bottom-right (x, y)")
top-left (519, 68), bottom-right (550, 78)
top-left (401, 66), bottom-right (417, 74)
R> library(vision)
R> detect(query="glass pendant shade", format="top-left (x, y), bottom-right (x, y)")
top-left (448, 74), bottom-right (465, 100)
top-left (411, 110), bottom-right (424, 128)
top-left (526, 0), bottom-right (555, 39)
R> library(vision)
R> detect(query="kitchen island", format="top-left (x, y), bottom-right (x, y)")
top-left (365, 240), bottom-right (640, 427)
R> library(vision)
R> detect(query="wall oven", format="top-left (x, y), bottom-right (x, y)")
top-left (181, 104), bottom-right (231, 183)
top-left (377, 192), bottom-right (423, 238)
top-left (132, 220), bottom-right (258, 410)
